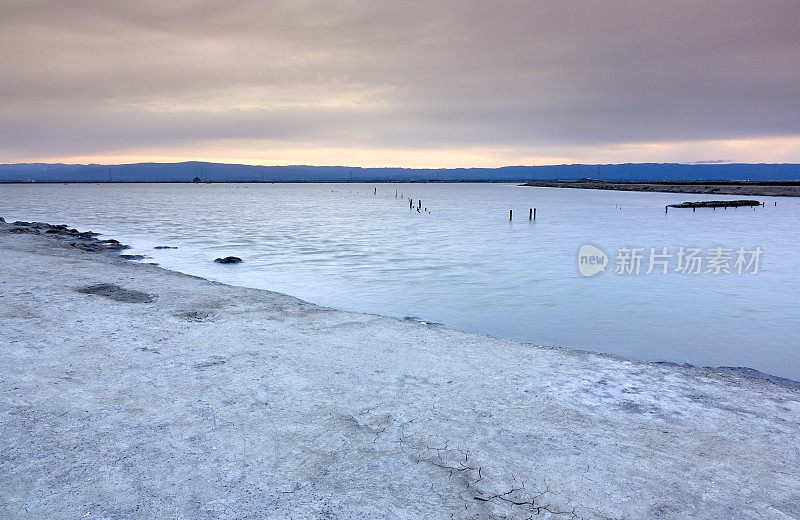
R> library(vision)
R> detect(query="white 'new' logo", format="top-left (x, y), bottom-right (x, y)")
top-left (578, 245), bottom-right (608, 277)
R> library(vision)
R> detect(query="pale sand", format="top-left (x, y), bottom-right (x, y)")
top-left (0, 224), bottom-right (798, 519)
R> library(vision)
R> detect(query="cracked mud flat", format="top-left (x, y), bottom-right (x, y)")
top-left (0, 222), bottom-right (798, 519)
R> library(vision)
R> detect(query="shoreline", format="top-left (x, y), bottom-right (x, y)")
top-left (3, 217), bottom-right (798, 389)
top-left (520, 180), bottom-right (800, 197)
top-left (1, 218), bottom-right (798, 518)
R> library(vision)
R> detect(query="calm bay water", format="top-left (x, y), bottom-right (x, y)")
top-left (2, 182), bottom-right (799, 379)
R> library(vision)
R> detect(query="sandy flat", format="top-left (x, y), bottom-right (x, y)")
top-left (0, 225), bottom-right (798, 519)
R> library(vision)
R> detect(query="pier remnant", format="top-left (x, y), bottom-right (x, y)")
top-left (668, 200), bottom-right (761, 209)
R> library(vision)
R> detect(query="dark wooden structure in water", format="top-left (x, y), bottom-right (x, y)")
top-left (667, 200), bottom-right (761, 209)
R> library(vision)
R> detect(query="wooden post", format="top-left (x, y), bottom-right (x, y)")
top-left (409, 199), bottom-right (412, 209)
top-left (693, 207), bottom-right (695, 212)
top-left (418, 200), bottom-right (421, 210)
top-left (509, 209), bottom-right (513, 221)
top-left (374, 187), bottom-right (376, 195)
top-left (665, 205), bottom-right (668, 214)
top-left (529, 208), bottom-right (532, 220)
top-left (534, 208), bottom-right (536, 220)
top-left (775, 201), bottom-right (777, 206)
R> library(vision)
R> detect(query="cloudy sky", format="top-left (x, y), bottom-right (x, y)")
top-left (1, 0), bottom-right (799, 167)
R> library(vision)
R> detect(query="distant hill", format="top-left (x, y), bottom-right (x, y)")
top-left (1, 161), bottom-right (799, 183)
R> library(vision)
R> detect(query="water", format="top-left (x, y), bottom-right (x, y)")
top-left (2, 182), bottom-right (799, 380)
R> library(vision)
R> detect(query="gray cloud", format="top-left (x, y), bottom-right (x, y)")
top-left (1, 0), bottom-right (798, 160)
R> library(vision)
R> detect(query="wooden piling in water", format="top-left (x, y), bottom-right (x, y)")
top-left (509, 209), bottom-right (513, 221)
top-left (534, 208), bottom-right (536, 220)
top-left (409, 199), bottom-right (412, 209)
top-left (529, 208), bottom-right (532, 220)
top-left (665, 205), bottom-right (668, 214)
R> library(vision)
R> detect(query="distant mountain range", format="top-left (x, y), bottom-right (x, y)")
top-left (1, 162), bottom-right (799, 183)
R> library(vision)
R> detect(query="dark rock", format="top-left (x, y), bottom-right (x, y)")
top-left (100, 240), bottom-right (130, 251)
top-left (7, 218), bottom-right (131, 253)
top-left (154, 245), bottom-right (178, 249)
top-left (214, 256), bottom-right (243, 264)
top-left (69, 242), bottom-right (102, 252)
top-left (119, 254), bottom-right (146, 260)
top-left (0, 217), bottom-right (4, 222)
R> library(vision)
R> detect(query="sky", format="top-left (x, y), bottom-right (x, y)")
top-left (1, 0), bottom-right (799, 167)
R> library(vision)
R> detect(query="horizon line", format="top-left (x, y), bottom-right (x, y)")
top-left (4, 160), bottom-right (800, 170)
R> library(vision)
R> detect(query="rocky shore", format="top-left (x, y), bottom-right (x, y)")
top-left (1, 219), bottom-right (798, 519)
top-left (1, 218), bottom-right (131, 253)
